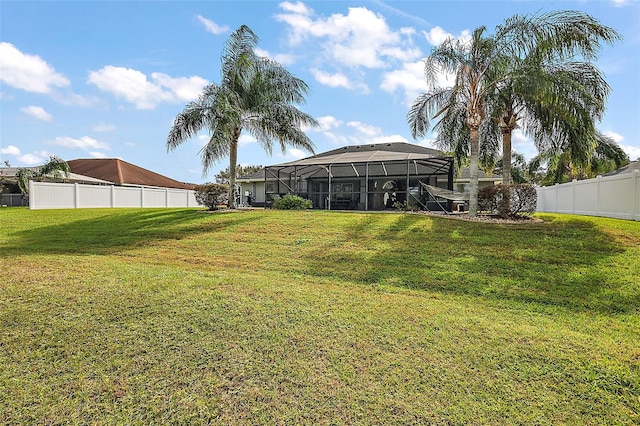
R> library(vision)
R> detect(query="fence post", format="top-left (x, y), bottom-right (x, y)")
top-left (140, 187), bottom-right (144, 208)
top-left (110, 185), bottom-right (115, 208)
top-left (571, 179), bottom-right (577, 214)
top-left (166, 188), bottom-right (169, 208)
top-left (633, 170), bottom-right (639, 221)
top-left (29, 180), bottom-right (34, 209)
top-left (74, 183), bottom-right (80, 208)
top-left (595, 175), bottom-right (601, 216)
top-left (554, 183), bottom-right (559, 213)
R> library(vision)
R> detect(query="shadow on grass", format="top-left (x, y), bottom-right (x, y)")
top-left (304, 213), bottom-right (638, 314)
top-left (0, 209), bottom-right (260, 256)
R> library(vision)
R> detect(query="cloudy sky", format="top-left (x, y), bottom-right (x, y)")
top-left (1, 0), bottom-right (638, 183)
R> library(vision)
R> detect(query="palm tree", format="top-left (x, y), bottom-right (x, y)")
top-left (529, 131), bottom-right (629, 185)
top-left (16, 155), bottom-right (70, 197)
top-left (490, 11), bottom-right (619, 184)
top-left (408, 11), bottom-right (619, 215)
top-left (408, 26), bottom-right (497, 215)
top-left (167, 25), bottom-right (318, 208)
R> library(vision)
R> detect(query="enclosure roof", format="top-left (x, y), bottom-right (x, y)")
top-left (271, 142), bottom-right (445, 168)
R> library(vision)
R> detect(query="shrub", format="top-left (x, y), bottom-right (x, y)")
top-left (194, 183), bottom-right (229, 210)
top-left (393, 200), bottom-right (419, 212)
top-left (478, 184), bottom-right (537, 218)
top-left (272, 194), bottom-right (312, 210)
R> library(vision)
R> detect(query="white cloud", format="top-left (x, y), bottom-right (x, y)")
top-left (611, 0), bottom-right (630, 6)
top-left (87, 66), bottom-right (208, 109)
top-left (52, 92), bottom-right (98, 108)
top-left (347, 121), bottom-right (381, 137)
top-left (279, 1), bottom-right (313, 15)
top-left (20, 106), bottom-right (52, 122)
top-left (17, 151), bottom-right (51, 166)
top-left (50, 136), bottom-right (110, 151)
top-left (620, 145), bottom-right (640, 161)
top-left (371, 134), bottom-right (409, 144)
top-left (0, 145), bottom-right (21, 156)
top-left (310, 69), bottom-right (369, 93)
top-left (276, 4), bottom-right (420, 69)
top-left (422, 27), bottom-right (471, 46)
top-left (196, 15), bottom-right (229, 34)
top-left (287, 148), bottom-right (307, 159)
top-left (601, 130), bottom-right (640, 160)
top-left (238, 133), bottom-right (257, 146)
top-left (380, 60), bottom-right (427, 103)
top-left (151, 73), bottom-right (209, 102)
top-left (315, 115), bottom-right (343, 131)
top-left (603, 130), bottom-right (624, 143)
top-left (381, 59), bottom-right (456, 104)
top-left (88, 151), bottom-right (107, 158)
top-left (0, 42), bottom-right (70, 94)
top-left (91, 122), bottom-right (116, 132)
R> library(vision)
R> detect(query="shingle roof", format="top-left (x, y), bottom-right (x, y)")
top-left (67, 158), bottom-right (195, 190)
top-left (604, 160), bottom-right (640, 176)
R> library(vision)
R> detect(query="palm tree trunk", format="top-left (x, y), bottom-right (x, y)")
top-left (468, 126), bottom-right (480, 216)
top-left (227, 129), bottom-right (240, 209)
top-left (502, 130), bottom-right (512, 185)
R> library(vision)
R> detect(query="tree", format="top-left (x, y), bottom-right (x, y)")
top-left (529, 131), bottom-right (629, 185)
top-left (408, 11), bottom-right (619, 215)
top-left (167, 25), bottom-right (318, 208)
top-left (408, 26), bottom-right (496, 216)
top-left (16, 155), bottom-right (70, 197)
top-left (489, 11), bottom-right (619, 184)
top-left (215, 164), bottom-right (263, 185)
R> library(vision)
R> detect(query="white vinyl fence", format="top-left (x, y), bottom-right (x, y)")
top-left (29, 181), bottom-right (199, 210)
top-left (536, 170), bottom-right (640, 221)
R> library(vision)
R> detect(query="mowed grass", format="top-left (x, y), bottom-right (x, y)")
top-left (0, 207), bottom-right (638, 425)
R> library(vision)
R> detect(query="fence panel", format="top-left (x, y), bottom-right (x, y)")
top-left (29, 182), bottom-right (198, 210)
top-left (536, 170), bottom-right (639, 220)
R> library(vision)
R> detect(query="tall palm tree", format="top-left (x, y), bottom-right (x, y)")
top-left (490, 11), bottom-right (619, 184)
top-left (167, 25), bottom-right (318, 208)
top-left (408, 11), bottom-right (619, 215)
top-left (408, 26), bottom-right (498, 215)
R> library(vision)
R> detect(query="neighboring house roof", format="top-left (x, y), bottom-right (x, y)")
top-left (604, 160), bottom-right (640, 176)
top-left (0, 167), bottom-right (113, 184)
top-left (67, 158), bottom-right (195, 190)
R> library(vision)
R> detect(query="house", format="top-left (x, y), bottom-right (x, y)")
top-left (237, 142), bottom-right (461, 211)
top-left (604, 160), bottom-right (640, 177)
top-left (0, 166), bottom-right (113, 207)
top-left (67, 158), bottom-right (195, 190)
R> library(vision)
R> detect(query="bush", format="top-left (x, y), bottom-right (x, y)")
top-left (272, 194), bottom-right (312, 210)
top-left (194, 183), bottom-right (229, 210)
top-left (478, 184), bottom-right (537, 218)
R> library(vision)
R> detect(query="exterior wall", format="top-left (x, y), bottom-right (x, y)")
top-left (29, 181), bottom-right (198, 210)
top-left (536, 170), bottom-right (640, 221)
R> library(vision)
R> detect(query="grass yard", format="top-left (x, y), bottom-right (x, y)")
top-left (1, 207), bottom-right (639, 425)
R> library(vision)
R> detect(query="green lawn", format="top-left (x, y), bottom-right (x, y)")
top-left (1, 207), bottom-right (638, 425)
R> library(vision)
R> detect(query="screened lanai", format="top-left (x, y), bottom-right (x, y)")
top-left (260, 143), bottom-right (455, 211)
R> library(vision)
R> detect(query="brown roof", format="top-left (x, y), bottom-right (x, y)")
top-left (67, 158), bottom-right (195, 190)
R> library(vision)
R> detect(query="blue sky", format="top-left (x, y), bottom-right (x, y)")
top-left (1, 0), bottom-right (639, 184)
